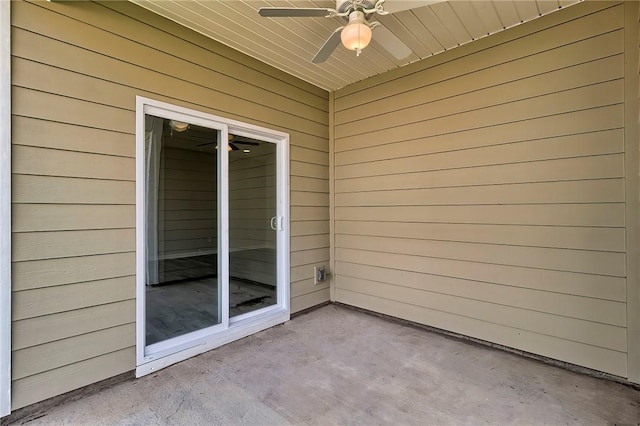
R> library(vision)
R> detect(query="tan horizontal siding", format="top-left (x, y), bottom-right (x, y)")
top-left (291, 265), bottom-right (319, 283)
top-left (291, 192), bottom-right (330, 207)
top-left (12, 87), bottom-right (132, 133)
top-left (291, 235), bottom-right (331, 253)
top-left (13, 323), bottom-right (135, 380)
top-left (13, 145), bottom-right (135, 181)
top-left (333, 2), bottom-right (628, 377)
top-left (13, 300), bottom-right (135, 351)
top-left (12, 116), bottom-right (133, 157)
top-left (291, 288), bottom-right (331, 314)
top-left (335, 31), bottom-right (623, 127)
top-left (12, 175), bottom-right (134, 205)
top-left (336, 179), bottom-right (624, 206)
top-left (291, 248), bottom-right (331, 268)
top-left (336, 103), bottom-right (623, 154)
top-left (337, 248), bottom-right (626, 302)
top-left (337, 276), bottom-right (626, 351)
top-left (335, 222), bottom-right (625, 252)
top-left (335, 204), bottom-right (624, 227)
top-left (291, 145), bottom-right (329, 166)
top-left (337, 79), bottom-right (623, 151)
top-left (12, 277), bottom-right (135, 321)
top-left (11, 0), bottom-right (329, 409)
top-left (12, 229), bottom-right (135, 262)
top-left (336, 154), bottom-right (624, 193)
top-left (289, 132), bottom-right (328, 153)
top-left (118, 0), bottom-right (326, 97)
top-left (335, 262), bottom-right (625, 326)
top-left (12, 204), bottom-right (136, 232)
top-left (12, 253), bottom-right (135, 292)
top-left (336, 129), bottom-right (623, 170)
top-left (291, 278), bottom-right (329, 298)
top-left (291, 177), bottom-right (329, 193)
top-left (291, 221), bottom-right (330, 237)
top-left (291, 161), bottom-right (329, 180)
top-left (292, 207), bottom-right (330, 222)
top-left (11, 24), bottom-right (328, 136)
top-left (335, 289), bottom-right (626, 377)
top-left (336, 54), bottom-right (623, 139)
top-left (59, 0), bottom-right (328, 107)
top-left (336, 235), bottom-right (625, 277)
top-left (11, 347), bottom-right (135, 410)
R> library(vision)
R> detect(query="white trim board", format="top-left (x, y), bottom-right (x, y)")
top-left (623, 0), bottom-right (640, 383)
top-left (0, 0), bottom-right (11, 418)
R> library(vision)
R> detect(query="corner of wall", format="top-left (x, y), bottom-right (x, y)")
top-left (0, 0), bottom-right (11, 418)
top-left (624, 0), bottom-right (640, 383)
top-left (328, 91), bottom-right (336, 302)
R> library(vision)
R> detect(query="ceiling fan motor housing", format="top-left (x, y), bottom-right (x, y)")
top-left (336, 0), bottom-right (377, 17)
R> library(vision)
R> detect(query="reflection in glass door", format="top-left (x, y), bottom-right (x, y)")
top-left (144, 115), bottom-right (222, 347)
top-left (229, 136), bottom-right (277, 319)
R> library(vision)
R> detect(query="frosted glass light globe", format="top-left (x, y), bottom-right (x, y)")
top-left (340, 10), bottom-right (372, 55)
top-left (341, 21), bottom-right (372, 50)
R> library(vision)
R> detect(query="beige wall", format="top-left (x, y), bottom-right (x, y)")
top-left (10, 0), bottom-right (329, 409)
top-left (332, 1), bottom-right (638, 380)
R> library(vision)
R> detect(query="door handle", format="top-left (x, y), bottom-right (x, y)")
top-left (270, 216), bottom-right (283, 231)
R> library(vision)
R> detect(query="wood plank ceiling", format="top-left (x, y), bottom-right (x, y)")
top-left (130, 0), bottom-right (582, 91)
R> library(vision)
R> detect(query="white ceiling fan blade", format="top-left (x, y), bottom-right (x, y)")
top-left (381, 0), bottom-right (445, 14)
top-left (312, 26), bottom-right (345, 63)
top-left (373, 25), bottom-right (412, 60)
top-left (258, 7), bottom-right (334, 17)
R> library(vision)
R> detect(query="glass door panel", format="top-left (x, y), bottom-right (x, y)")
top-left (144, 114), bottom-right (222, 346)
top-left (228, 136), bottom-right (278, 318)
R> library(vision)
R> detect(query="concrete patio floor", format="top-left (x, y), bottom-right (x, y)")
top-left (13, 304), bottom-right (640, 425)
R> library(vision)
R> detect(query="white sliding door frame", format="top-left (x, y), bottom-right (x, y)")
top-left (0, 0), bottom-right (11, 418)
top-left (135, 97), bottom-right (290, 377)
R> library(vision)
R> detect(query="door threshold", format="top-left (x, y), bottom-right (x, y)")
top-left (136, 309), bottom-right (289, 377)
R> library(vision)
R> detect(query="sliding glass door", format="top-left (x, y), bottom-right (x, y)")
top-left (136, 98), bottom-right (289, 373)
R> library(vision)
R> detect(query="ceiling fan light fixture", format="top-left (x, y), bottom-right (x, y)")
top-left (341, 11), bottom-right (371, 56)
top-left (169, 120), bottom-right (189, 132)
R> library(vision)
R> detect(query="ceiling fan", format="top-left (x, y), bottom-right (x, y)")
top-left (197, 135), bottom-right (261, 152)
top-left (166, 121), bottom-right (260, 151)
top-left (258, 0), bottom-right (442, 63)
